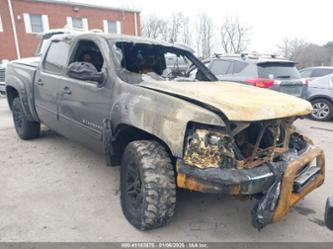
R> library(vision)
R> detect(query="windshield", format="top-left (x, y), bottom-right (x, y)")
top-left (257, 62), bottom-right (300, 80)
top-left (111, 41), bottom-right (217, 83)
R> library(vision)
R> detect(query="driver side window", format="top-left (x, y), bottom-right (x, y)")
top-left (69, 40), bottom-right (104, 72)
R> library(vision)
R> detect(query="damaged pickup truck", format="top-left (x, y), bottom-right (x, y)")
top-left (5, 33), bottom-right (325, 230)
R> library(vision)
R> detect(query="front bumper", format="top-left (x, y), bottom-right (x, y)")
top-left (177, 146), bottom-right (325, 222)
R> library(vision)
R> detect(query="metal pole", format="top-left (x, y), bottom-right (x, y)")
top-left (134, 12), bottom-right (138, 36)
top-left (7, 0), bottom-right (21, 59)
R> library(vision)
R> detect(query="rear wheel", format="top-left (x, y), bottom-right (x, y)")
top-left (120, 140), bottom-right (176, 230)
top-left (310, 99), bottom-right (333, 121)
top-left (12, 97), bottom-right (40, 139)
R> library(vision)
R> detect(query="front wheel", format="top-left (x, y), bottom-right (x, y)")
top-left (310, 99), bottom-right (333, 121)
top-left (12, 97), bottom-right (40, 139)
top-left (120, 140), bottom-right (176, 230)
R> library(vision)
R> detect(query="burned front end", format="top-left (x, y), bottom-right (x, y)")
top-left (176, 118), bottom-right (325, 229)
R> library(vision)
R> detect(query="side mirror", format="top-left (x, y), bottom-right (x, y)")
top-left (325, 196), bottom-right (333, 231)
top-left (67, 62), bottom-right (105, 84)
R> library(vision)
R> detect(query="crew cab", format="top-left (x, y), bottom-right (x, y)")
top-left (5, 33), bottom-right (325, 231)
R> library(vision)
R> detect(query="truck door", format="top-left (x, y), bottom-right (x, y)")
top-left (34, 39), bottom-right (71, 132)
top-left (58, 38), bottom-right (112, 153)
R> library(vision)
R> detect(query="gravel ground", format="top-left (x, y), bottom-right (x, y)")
top-left (0, 96), bottom-right (332, 242)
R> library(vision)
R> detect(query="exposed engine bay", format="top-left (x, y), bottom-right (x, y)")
top-left (184, 118), bottom-right (302, 170)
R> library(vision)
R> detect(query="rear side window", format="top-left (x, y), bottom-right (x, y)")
top-left (311, 68), bottom-right (333, 78)
top-left (257, 63), bottom-right (300, 80)
top-left (300, 69), bottom-right (312, 78)
top-left (209, 59), bottom-right (231, 75)
top-left (44, 40), bottom-right (70, 74)
top-left (232, 61), bottom-right (247, 74)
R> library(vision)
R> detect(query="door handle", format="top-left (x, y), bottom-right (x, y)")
top-left (62, 86), bottom-right (72, 95)
top-left (36, 79), bottom-right (44, 86)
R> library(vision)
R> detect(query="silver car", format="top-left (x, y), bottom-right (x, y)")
top-left (306, 73), bottom-right (333, 121)
top-left (299, 66), bottom-right (333, 80)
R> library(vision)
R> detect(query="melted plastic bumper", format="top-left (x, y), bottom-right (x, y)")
top-left (176, 159), bottom-right (275, 195)
top-left (176, 146), bottom-right (325, 229)
top-left (272, 147), bottom-right (325, 223)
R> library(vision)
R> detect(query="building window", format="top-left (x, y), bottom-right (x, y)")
top-left (72, 18), bottom-right (83, 30)
top-left (0, 15), bottom-right (3, 32)
top-left (23, 13), bottom-right (49, 33)
top-left (30, 14), bottom-right (43, 33)
top-left (103, 20), bottom-right (121, 34)
top-left (66, 17), bottom-right (88, 31)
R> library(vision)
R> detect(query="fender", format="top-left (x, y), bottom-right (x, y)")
top-left (5, 62), bottom-right (40, 122)
top-left (102, 118), bottom-right (117, 166)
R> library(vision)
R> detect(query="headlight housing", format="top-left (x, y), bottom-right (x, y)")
top-left (183, 124), bottom-right (236, 169)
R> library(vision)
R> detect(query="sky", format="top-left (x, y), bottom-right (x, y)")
top-left (65, 0), bottom-right (333, 54)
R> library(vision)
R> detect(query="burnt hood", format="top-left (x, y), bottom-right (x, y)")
top-left (139, 80), bottom-right (312, 122)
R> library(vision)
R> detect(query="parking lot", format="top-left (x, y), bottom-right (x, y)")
top-left (0, 96), bottom-right (332, 242)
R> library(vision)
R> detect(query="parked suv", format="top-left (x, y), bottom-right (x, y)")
top-left (299, 66), bottom-right (333, 80)
top-left (197, 54), bottom-right (307, 98)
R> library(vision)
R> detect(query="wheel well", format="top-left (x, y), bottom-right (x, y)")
top-left (112, 124), bottom-right (175, 165)
top-left (309, 96), bottom-right (333, 105)
top-left (6, 86), bottom-right (19, 110)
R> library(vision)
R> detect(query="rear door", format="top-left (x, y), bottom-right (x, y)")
top-left (58, 38), bottom-right (112, 153)
top-left (257, 62), bottom-right (304, 97)
top-left (34, 39), bottom-right (71, 131)
top-left (209, 59), bottom-right (232, 78)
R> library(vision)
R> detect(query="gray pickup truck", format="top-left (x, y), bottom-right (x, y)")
top-left (5, 32), bottom-right (325, 231)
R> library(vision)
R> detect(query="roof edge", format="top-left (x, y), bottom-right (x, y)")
top-left (26, 0), bottom-right (141, 13)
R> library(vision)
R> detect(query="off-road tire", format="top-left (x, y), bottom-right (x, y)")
top-left (12, 97), bottom-right (40, 140)
top-left (120, 140), bottom-right (176, 230)
top-left (310, 98), bottom-right (333, 121)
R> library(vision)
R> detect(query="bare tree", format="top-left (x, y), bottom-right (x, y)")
top-left (167, 13), bottom-right (183, 43)
top-left (276, 38), bottom-right (333, 68)
top-left (141, 15), bottom-right (167, 40)
top-left (296, 44), bottom-right (332, 68)
top-left (220, 16), bottom-right (251, 54)
top-left (276, 37), bottom-right (308, 59)
top-left (141, 13), bottom-right (192, 46)
top-left (181, 16), bottom-right (191, 46)
top-left (196, 13), bottom-right (214, 58)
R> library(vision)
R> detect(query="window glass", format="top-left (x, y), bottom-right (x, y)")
top-left (72, 18), bottom-right (83, 30)
top-left (107, 21), bottom-right (117, 33)
top-left (30, 14), bottom-right (43, 33)
top-left (232, 61), bottom-right (247, 74)
top-left (312, 69), bottom-right (333, 78)
top-left (300, 69), bottom-right (312, 78)
top-left (258, 63), bottom-right (300, 79)
top-left (70, 40), bottom-right (104, 72)
top-left (210, 60), bottom-right (231, 75)
top-left (325, 69), bottom-right (333, 75)
top-left (44, 41), bottom-right (70, 74)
